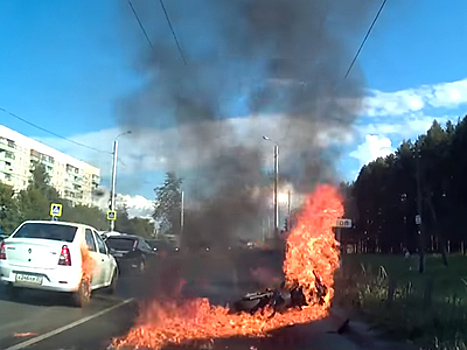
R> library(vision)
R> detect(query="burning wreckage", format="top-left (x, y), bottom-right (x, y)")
top-left (231, 271), bottom-right (327, 318)
top-left (111, 185), bottom-right (345, 350)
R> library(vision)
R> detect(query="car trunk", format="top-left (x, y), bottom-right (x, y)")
top-left (5, 238), bottom-right (66, 269)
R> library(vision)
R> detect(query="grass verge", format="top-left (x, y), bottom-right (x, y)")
top-left (334, 254), bottom-right (467, 350)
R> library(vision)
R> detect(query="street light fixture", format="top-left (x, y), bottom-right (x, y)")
top-left (109, 130), bottom-right (132, 231)
top-left (262, 135), bottom-right (279, 237)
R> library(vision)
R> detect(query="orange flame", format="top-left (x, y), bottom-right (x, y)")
top-left (113, 184), bottom-right (343, 349)
top-left (80, 245), bottom-right (95, 282)
top-left (14, 332), bottom-right (37, 338)
top-left (283, 184), bottom-right (342, 306)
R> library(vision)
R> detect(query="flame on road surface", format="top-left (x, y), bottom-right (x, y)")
top-left (14, 332), bottom-right (37, 338)
top-left (113, 184), bottom-right (343, 350)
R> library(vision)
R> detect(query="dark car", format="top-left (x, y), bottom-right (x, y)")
top-left (104, 235), bottom-right (155, 274)
top-left (146, 239), bottom-right (180, 254)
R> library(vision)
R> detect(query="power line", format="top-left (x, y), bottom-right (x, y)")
top-left (159, 0), bottom-right (187, 65)
top-left (126, 0), bottom-right (187, 65)
top-left (126, 0), bottom-right (154, 48)
top-left (281, 0), bottom-right (388, 142)
top-left (344, 0), bottom-right (388, 79)
top-left (0, 107), bottom-right (111, 154)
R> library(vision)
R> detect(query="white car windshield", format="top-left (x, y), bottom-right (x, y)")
top-left (13, 223), bottom-right (77, 243)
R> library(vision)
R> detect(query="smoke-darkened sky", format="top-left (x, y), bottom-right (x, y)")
top-left (115, 0), bottom-right (376, 244)
top-left (118, 0), bottom-right (373, 182)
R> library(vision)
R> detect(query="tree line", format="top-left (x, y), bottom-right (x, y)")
top-left (0, 161), bottom-right (154, 238)
top-left (345, 115), bottom-right (467, 259)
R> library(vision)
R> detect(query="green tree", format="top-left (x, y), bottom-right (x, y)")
top-left (0, 181), bottom-right (21, 233)
top-left (61, 204), bottom-right (108, 230)
top-left (115, 205), bottom-right (131, 232)
top-left (351, 115), bottom-right (467, 261)
top-left (17, 161), bottom-right (61, 221)
top-left (114, 205), bottom-right (154, 238)
top-left (153, 172), bottom-right (182, 235)
top-left (28, 160), bottom-right (60, 202)
top-left (126, 217), bottom-right (155, 238)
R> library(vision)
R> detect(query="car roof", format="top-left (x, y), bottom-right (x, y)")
top-left (105, 234), bottom-right (141, 240)
top-left (18, 220), bottom-right (98, 231)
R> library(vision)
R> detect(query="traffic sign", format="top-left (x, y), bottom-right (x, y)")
top-left (50, 203), bottom-right (63, 217)
top-left (335, 218), bottom-right (352, 228)
top-left (107, 210), bottom-right (117, 221)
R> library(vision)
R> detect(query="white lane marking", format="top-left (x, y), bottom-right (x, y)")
top-left (4, 298), bottom-right (134, 350)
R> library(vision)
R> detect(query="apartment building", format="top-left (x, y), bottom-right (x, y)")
top-left (0, 125), bottom-right (100, 206)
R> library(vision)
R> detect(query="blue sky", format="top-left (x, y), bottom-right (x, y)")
top-left (2, 0), bottom-right (467, 206)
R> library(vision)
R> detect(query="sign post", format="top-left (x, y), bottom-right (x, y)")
top-left (334, 218), bottom-right (353, 259)
top-left (50, 203), bottom-right (63, 221)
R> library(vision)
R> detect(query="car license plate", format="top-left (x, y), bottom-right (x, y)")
top-left (113, 253), bottom-right (123, 258)
top-left (15, 273), bottom-right (43, 285)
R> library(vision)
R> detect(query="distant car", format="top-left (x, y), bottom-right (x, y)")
top-left (146, 239), bottom-right (180, 254)
top-left (104, 235), bottom-right (155, 274)
top-left (0, 233), bottom-right (9, 242)
top-left (0, 220), bottom-right (119, 307)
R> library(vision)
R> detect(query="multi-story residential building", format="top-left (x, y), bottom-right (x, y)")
top-left (0, 125), bottom-right (100, 207)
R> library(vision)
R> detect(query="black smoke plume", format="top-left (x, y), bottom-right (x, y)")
top-left (118, 0), bottom-right (373, 246)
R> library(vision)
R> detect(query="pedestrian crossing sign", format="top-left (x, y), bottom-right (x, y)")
top-left (50, 203), bottom-right (63, 217)
top-left (107, 210), bottom-right (117, 221)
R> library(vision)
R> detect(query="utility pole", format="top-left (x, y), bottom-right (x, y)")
top-left (287, 189), bottom-right (291, 216)
top-left (416, 144), bottom-right (425, 273)
top-left (109, 131), bottom-right (131, 232)
top-left (273, 144), bottom-right (279, 237)
top-left (110, 140), bottom-right (118, 232)
top-left (263, 136), bottom-right (280, 238)
top-left (180, 190), bottom-right (184, 245)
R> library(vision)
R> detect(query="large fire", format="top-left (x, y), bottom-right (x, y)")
top-left (113, 184), bottom-right (343, 350)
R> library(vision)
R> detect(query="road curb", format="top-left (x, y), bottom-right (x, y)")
top-left (328, 307), bottom-right (419, 350)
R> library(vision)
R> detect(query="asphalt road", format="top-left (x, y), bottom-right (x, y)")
top-left (0, 256), bottom-right (409, 350)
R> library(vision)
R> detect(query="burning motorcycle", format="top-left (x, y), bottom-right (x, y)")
top-left (230, 270), bottom-right (327, 318)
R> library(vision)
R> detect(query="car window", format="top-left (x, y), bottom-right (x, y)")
top-left (106, 237), bottom-right (137, 252)
top-left (84, 229), bottom-right (97, 252)
top-left (94, 231), bottom-right (107, 254)
top-left (13, 223), bottom-right (77, 242)
top-left (142, 240), bottom-right (153, 252)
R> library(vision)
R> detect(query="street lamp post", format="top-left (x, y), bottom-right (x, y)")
top-left (263, 136), bottom-right (279, 237)
top-left (109, 131), bottom-right (132, 231)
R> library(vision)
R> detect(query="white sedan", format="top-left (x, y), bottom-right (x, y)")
top-left (0, 220), bottom-right (119, 307)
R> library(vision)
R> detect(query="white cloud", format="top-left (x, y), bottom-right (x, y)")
top-left (34, 115), bottom-right (354, 179)
top-left (349, 134), bottom-right (393, 166)
top-left (116, 194), bottom-right (154, 219)
top-left (348, 78), bottom-right (466, 174)
top-left (359, 114), bottom-right (452, 140)
top-left (363, 78), bottom-right (467, 117)
top-left (93, 187), bottom-right (154, 219)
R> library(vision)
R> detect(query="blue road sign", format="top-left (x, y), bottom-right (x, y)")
top-left (50, 203), bottom-right (63, 217)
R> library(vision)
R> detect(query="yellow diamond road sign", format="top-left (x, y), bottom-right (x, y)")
top-left (50, 203), bottom-right (63, 217)
top-left (107, 210), bottom-right (117, 221)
